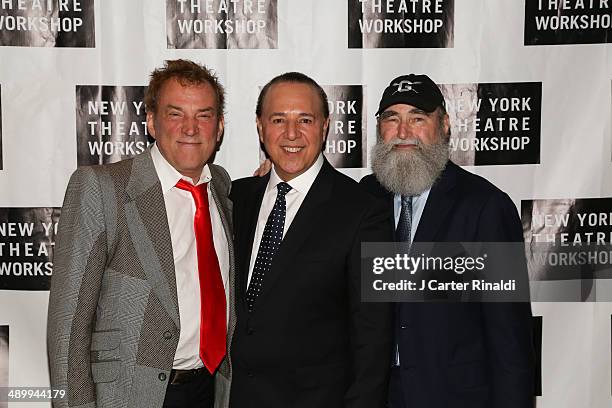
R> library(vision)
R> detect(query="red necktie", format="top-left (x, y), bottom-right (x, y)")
top-left (175, 179), bottom-right (226, 374)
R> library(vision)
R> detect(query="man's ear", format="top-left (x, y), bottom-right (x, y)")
top-left (444, 113), bottom-right (450, 134)
top-left (323, 117), bottom-right (330, 141)
top-left (443, 113), bottom-right (450, 136)
top-left (256, 117), bottom-right (264, 144)
top-left (146, 111), bottom-right (156, 139)
top-left (217, 115), bottom-right (225, 142)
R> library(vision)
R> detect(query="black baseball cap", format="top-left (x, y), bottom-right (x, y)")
top-left (376, 74), bottom-right (445, 116)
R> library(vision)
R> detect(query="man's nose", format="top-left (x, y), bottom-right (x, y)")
top-left (183, 117), bottom-right (198, 136)
top-left (397, 118), bottom-right (411, 140)
top-left (286, 120), bottom-right (298, 140)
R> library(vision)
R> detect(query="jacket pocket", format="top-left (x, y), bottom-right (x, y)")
top-left (91, 360), bottom-right (120, 383)
top-left (90, 330), bottom-right (121, 383)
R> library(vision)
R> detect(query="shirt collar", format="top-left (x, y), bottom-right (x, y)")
top-left (267, 153), bottom-right (324, 195)
top-left (150, 143), bottom-right (212, 194)
top-left (394, 187), bottom-right (431, 202)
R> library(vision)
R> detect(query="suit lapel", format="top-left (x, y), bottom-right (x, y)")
top-left (413, 161), bottom-right (458, 242)
top-left (368, 176), bottom-right (396, 236)
top-left (254, 161), bottom-right (334, 308)
top-left (209, 165), bottom-right (233, 260)
top-left (124, 151), bottom-right (180, 328)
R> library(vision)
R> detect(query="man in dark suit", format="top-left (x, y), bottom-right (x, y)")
top-left (48, 60), bottom-right (234, 408)
top-left (229, 72), bottom-right (392, 408)
top-left (361, 74), bottom-right (535, 408)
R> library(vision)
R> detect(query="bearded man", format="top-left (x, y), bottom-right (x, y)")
top-left (360, 74), bottom-right (535, 408)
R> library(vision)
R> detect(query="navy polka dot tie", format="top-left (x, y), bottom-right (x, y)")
top-left (246, 182), bottom-right (292, 312)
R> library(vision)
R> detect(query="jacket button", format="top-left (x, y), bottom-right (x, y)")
top-left (400, 324), bottom-right (407, 329)
top-left (247, 371), bottom-right (254, 378)
top-left (163, 331), bottom-right (172, 339)
top-left (247, 327), bottom-right (254, 335)
top-left (158, 373), bottom-right (167, 381)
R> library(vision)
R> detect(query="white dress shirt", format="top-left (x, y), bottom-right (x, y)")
top-left (150, 144), bottom-right (230, 370)
top-left (247, 154), bottom-right (324, 288)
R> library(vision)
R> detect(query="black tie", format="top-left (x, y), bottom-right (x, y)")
top-left (246, 182), bottom-right (292, 312)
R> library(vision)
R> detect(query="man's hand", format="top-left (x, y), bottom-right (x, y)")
top-left (253, 159), bottom-right (272, 177)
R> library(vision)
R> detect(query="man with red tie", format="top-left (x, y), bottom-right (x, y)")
top-left (47, 59), bottom-right (234, 408)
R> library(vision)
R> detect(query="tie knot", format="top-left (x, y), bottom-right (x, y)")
top-left (175, 179), bottom-right (208, 207)
top-left (401, 195), bottom-right (412, 207)
top-left (276, 182), bottom-right (292, 197)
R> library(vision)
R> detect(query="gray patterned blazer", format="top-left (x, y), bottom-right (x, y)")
top-left (47, 149), bottom-right (235, 408)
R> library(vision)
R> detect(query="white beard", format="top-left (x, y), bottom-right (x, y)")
top-left (370, 137), bottom-right (449, 196)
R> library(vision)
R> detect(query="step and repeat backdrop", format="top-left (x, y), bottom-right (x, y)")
top-left (0, 0), bottom-right (612, 406)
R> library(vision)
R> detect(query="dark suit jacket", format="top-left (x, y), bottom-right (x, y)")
top-left (229, 160), bottom-right (393, 408)
top-left (361, 161), bottom-right (535, 408)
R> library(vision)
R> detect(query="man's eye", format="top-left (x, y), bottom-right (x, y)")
top-left (299, 118), bottom-right (313, 124)
top-left (198, 114), bottom-right (212, 120)
top-left (272, 118), bottom-right (284, 124)
top-left (382, 116), bottom-right (399, 123)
